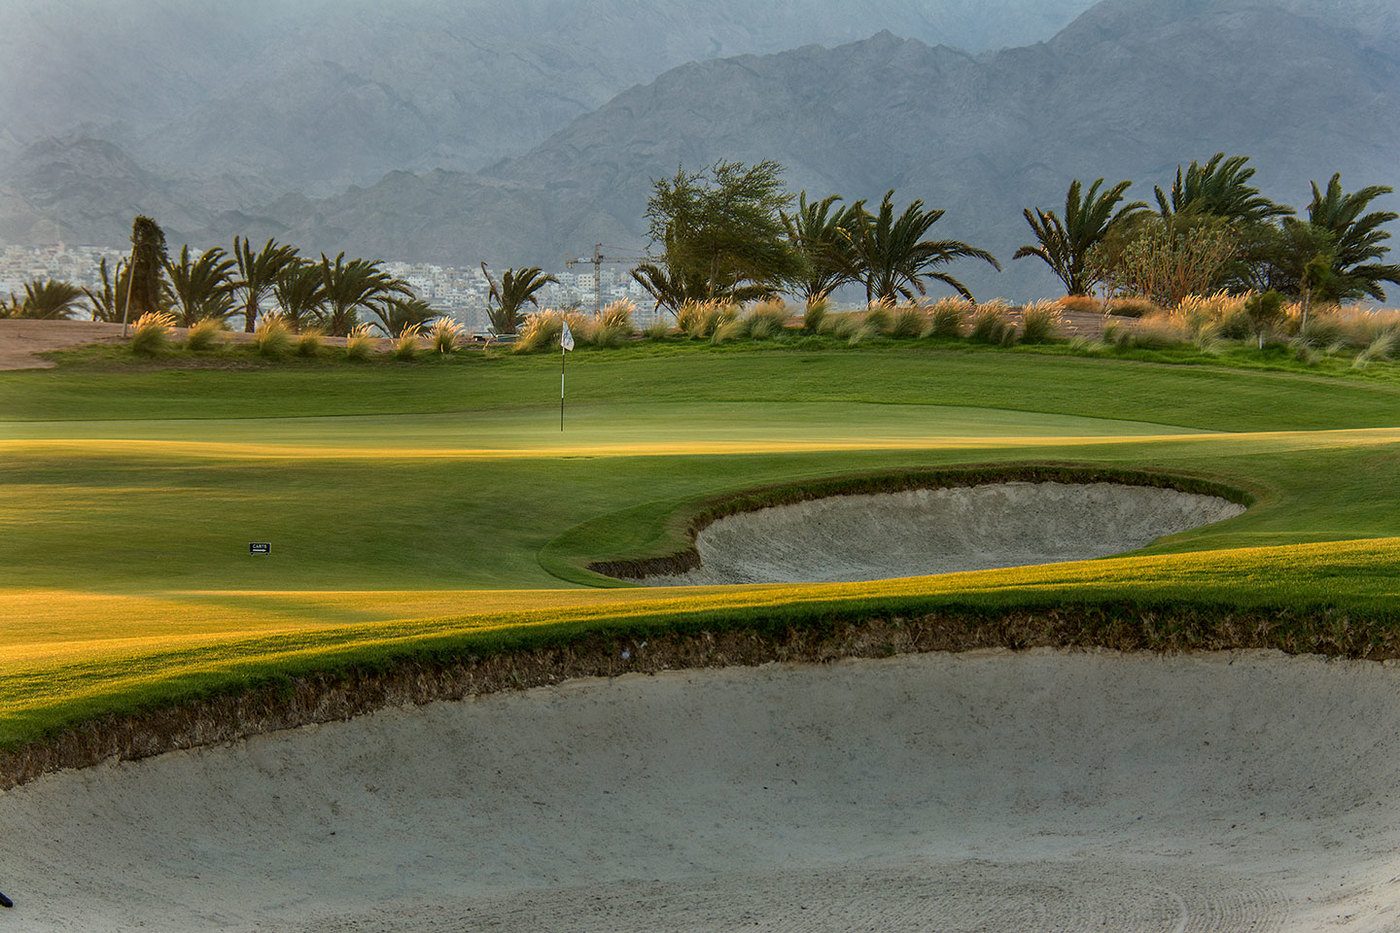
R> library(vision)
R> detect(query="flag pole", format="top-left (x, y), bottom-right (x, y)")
top-left (560, 343), bottom-right (565, 431)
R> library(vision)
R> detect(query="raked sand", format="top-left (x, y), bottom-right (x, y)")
top-left (629, 482), bottom-right (1245, 585)
top-left (3, 650), bottom-right (1400, 931)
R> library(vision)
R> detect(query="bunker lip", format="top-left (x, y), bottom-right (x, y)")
top-left (5, 650), bottom-right (1400, 931)
top-left (589, 465), bottom-right (1251, 584)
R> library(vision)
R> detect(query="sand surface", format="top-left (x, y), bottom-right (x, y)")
top-left (0, 320), bottom-right (128, 370)
top-left (3, 650), bottom-right (1399, 931)
top-left (635, 482), bottom-right (1245, 585)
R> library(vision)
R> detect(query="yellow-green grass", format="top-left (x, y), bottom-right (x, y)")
top-left (1, 341), bottom-right (1398, 750)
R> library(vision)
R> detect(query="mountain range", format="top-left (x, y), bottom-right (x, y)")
top-left (3, 0), bottom-right (1398, 300)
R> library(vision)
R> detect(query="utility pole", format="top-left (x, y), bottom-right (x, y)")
top-left (565, 243), bottom-right (649, 315)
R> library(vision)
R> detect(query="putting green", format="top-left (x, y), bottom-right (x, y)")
top-left (1, 343), bottom-right (1398, 749)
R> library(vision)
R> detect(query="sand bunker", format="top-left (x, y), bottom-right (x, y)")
top-left (3, 650), bottom-right (1400, 931)
top-left (630, 481), bottom-right (1244, 585)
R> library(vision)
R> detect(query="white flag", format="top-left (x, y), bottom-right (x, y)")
top-left (560, 320), bottom-right (575, 352)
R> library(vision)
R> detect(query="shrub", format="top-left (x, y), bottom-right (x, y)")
top-left (345, 323), bottom-right (376, 360)
top-left (185, 318), bottom-right (226, 352)
top-left (802, 296), bottom-right (830, 334)
top-left (1105, 297), bottom-right (1161, 318)
top-left (1018, 301), bottom-right (1063, 344)
top-left (968, 301), bottom-right (1016, 345)
top-left (928, 298), bottom-right (968, 338)
top-left (392, 324), bottom-right (422, 360)
top-left (295, 328), bottom-right (325, 358)
top-left (1056, 295), bottom-right (1103, 314)
top-left (253, 315), bottom-right (294, 358)
top-left (887, 305), bottom-right (927, 339)
top-left (427, 317), bottom-right (463, 354)
top-left (130, 311), bottom-right (176, 355)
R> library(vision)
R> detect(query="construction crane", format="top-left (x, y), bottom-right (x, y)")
top-left (565, 243), bottom-right (650, 315)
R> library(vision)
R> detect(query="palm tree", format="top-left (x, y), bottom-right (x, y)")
top-left (370, 296), bottom-right (438, 337)
top-left (1303, 174), bottom-right (1400, 302)
top-left (11, 279), bottom-right (86, 319)
top-left (233, 237), bottom-right (299, 332)
top-left (1155, 153), bottom-right (1292, 225)
top-left (318, 253), bottom-right (411, 337)
top-left (85, 258), bottom-right (129, 322)
top-left (481, 263), bottom-right (557, 334)
top-left (1014, 178), bottom-right (1146, 295)
top-left (845, 191), bottom-right (1001, 303)
top-left (124, 215), bottom-right (168, 334)
top-left (271, 260), bottom-right (326, 332)
top-left (164, 246), bottom-right (239, 326)
top-left (782, 192), bottom-right (861, 301)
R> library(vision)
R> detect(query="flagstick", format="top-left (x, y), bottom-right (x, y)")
top-left (560, 345), bottom-right (565, 432)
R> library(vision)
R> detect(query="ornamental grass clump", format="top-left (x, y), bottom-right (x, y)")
top-left (1354, 332), bottom-right (1396, 369)
top-left (428, 317), bottom-right (463, 354)
top-left (863, 300), bottom-right (894, 335)
top-left (295, 328), bottom-right (325, 358)
top-left (928, 297), bottom-right (969, 338)
top-left (1105, 297), bottom-right (1161, 319)
top-left (1018, 301), bottom-right (1063, 344)
top-left (802, 296), bottom-right (830, 334)
top-left (886, 305), bottom-right (927, 339)
top-left (515, 310), bottom-right (566, 352)
top-left (130, 311), bottom-right (176, 355)
top-left (741, 299), bottom-right (791, 340)
top-left (184, 318), bottom-right (225, 352)
top-left (643, 317), bottom-right (673, 340)
top-left (1056, 295), bottom-right (1103, 314)
top-left (253, 315), bottom-right (294, 358)
top-left (676, 300), bottom-right (736, 340)
top-left (345, 323), bottom-right (376, 360)
top-left (392, 324), bottom-right (423, 360)
top-left (968, 301), bottom-right (1016, 346)
top-left (817, 312), bottom-right (862, 340)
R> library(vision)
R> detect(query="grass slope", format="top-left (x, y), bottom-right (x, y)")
top-left (1, 342), bottom-right (1398, 752)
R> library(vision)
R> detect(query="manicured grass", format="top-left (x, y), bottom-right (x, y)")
top-left (1, 341), bottom-right (1398, 751)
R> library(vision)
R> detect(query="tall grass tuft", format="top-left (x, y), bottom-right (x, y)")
top-left (643, 317), bottom-right (673, 340)
top-left (1354, 332), bottom-right (1396, 369)
top-left (711, 317), bottom-right (745, 344)
top-left (676, 301), bottom-right (736, 340)
top-left (886, 305), bottom-right (927, 339)
top-left (253, 315), bottom-right (294, 358)
top-left (863, 300), bottom-right (894, 335)
top-left (392, 324), bottom-right (422, 360)
top-left (928, 298), bottom-right (969, 338)
top-left (817, 312), bottom-right (862, 340)
top-left (516, 309), bottom-right (567, 352)
top-left (599, 298), bottom-right (636, 331)
top-left (428, 317), bottom-right (463, 354)
top-left (185, 318), bottom-right (226, 352)
top-left (802, 296), bottom-right (830, 334)
top-left (345, 323), bottom-right (376, 360)
top-left (1105, 297), bottom-right (1162, 319)
top-left (968, 301), bottom-right (1016, 346)
top-left (1018, 301), bottom-right (1063, 344)
top-left (743, 299), bottom-right (791, 339)
top-left (295, 328), bottom-right (325, 358)
top-left (1057, 295), bottom-right (1103, 314)
top-left (130, 311), bottom-right (176, 355)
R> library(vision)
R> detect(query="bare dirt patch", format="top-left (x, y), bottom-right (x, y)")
top-left (0, 319), bottom-right (128, 370)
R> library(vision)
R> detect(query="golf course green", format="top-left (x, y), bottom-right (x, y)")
top-left (2, 340), bottom-right (1399, 761)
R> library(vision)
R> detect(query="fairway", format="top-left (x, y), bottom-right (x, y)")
top-left (2, 343), bottom-right (1400, 753)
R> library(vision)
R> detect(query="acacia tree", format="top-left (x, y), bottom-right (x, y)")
top-left (164, 246), bottom-right (239, 326)
top-left (637, 160), bottom-right (801, 310)
top-left (782, 192), bottom-right (860, 301)
top-left (481, 263), bottom-right (557, 334)
top-left (318, 253), bottom-right (412, 336)
top-left (845, 190), bottom-right (1000, 303)
top-left (234, 237), bottom-right (299, 332)
top-left (1089, 214), bottom-right (1240, 307)
top-left (1014, 178), bottom-right (1146, 295)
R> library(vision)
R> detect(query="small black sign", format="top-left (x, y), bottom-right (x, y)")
top-left (249, 542), bottom-right (272, 555)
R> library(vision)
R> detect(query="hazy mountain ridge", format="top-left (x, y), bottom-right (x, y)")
top-left (235, 0), bottom-right (1400, 299)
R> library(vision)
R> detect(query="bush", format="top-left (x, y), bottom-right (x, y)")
top-left (130, 311), bottom-right (176, 355)
top-left (185, 318), bottom-right (225, 352)
top-left (253, 315), bottom-right (294, 358)
top-left (345, 323), bottom-right (376, 360)
top-left (928, 298), bottom-right (968, 338)
top-left (1105, 297), bottom-right (1162, 318)
top-left (295, 328), bottom-right (324, 358)
top-left (802, 296), bottom-right (830, 334)
top-left (1018, 301), bottom-right (1063, 344)
top-left (968, 302), bottom-right (1016, 346)
top-left (427, 317), bottom-right (463, 354)
top-left (886, 305), bottom-right (927, 339)
top-left (392, 324), bottom-right (423, 360)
